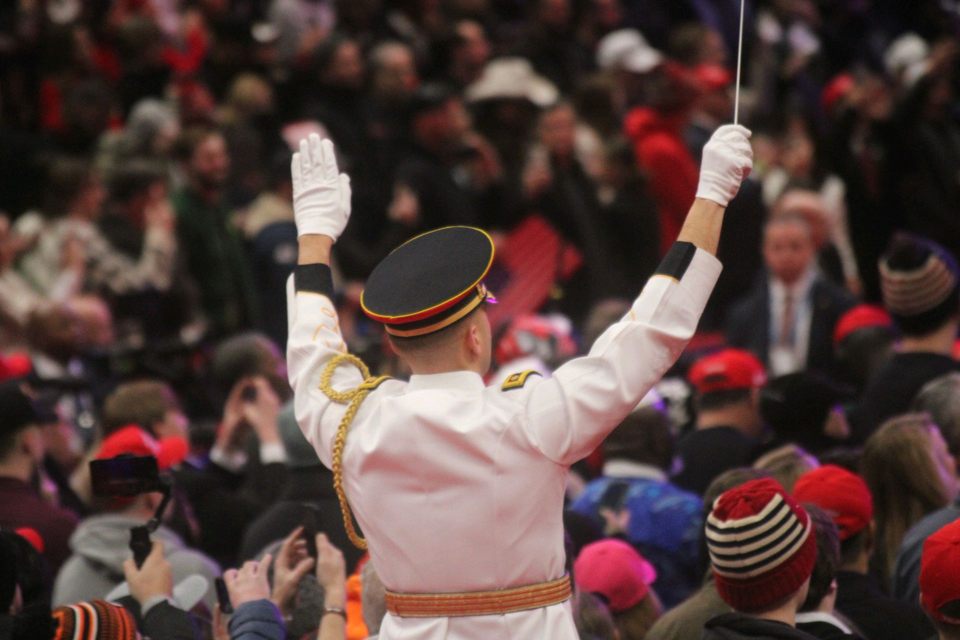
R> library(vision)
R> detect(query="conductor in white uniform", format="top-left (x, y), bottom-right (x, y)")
top-left (286, 124), bottom-right (753, 639)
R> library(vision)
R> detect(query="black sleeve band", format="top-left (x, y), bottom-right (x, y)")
top-left (294, 263), bottom-right (335, 297)
top-left (655, 241), bottom-right (697, 280)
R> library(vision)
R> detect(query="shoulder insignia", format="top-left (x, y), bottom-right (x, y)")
top-left (501, 370), bottom-right (542, 391)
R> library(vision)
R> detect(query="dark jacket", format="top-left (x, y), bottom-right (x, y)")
top-left (116, 596), bottom-right (200, 640)
top-left (0, 477), bottom-right (78, 576)
top-left (673, 427), bottom-right (758, 497)
top-left (837, 570), bottom-right (934, 640)
top-left (725, 274), bottom-right (855, 375)
top-left (173, 458), bottom-right (287, 570)
top-left (228, 599), bottom-right (285, 640)
top-left (848, 352), bottom-right (960, 443)
top-left (172, 188), bottom-right (258, 337)
top-left (703, 613), bottom-right (819, 639)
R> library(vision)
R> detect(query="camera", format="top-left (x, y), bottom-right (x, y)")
top-left (90, 455), bottom-right (164, 498)
top-left (89, 454), bottom-right (171, 567)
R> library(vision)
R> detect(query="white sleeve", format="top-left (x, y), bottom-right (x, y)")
top-left (517, 244), bottom-right (722, 466)
top-left (285, 272), bottom-right (362, 469)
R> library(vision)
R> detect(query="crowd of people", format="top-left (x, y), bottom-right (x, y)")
top-left (4, 0), bottom-right (960, 638)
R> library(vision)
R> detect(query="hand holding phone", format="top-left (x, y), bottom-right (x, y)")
top-left (130, 526), bottom-right (152, 568)
top-left (270, 526), bottom-right (316, 617)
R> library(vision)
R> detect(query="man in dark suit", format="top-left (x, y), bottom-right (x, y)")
top-left (726, 214), bottom-right (855, 376)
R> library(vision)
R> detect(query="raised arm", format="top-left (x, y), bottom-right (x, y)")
top-left (286, 135), bottom-right (361, 468)
top-left (517, 125), bottom-right (753, 465)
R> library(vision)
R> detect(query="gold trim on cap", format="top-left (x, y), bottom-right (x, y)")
top-left (384, 287), bottom-right (486, 337)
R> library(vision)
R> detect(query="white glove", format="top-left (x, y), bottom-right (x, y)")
top-left (695, 124), bottom-right (753, 208)
top-left (291, 134), bottom-right (352, 240)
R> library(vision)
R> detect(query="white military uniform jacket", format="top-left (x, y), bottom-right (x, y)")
top-left (287, 245), bottom-right (722, 639)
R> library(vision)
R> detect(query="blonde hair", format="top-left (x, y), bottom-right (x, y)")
top-left (573, 590), bottom-right (618, 640)
top-left (613, 589), bottom-right (662, 640)
top-left (753, 444), bottom-right (819, 493)
top-left (862, 413), bottom-right (954, 585)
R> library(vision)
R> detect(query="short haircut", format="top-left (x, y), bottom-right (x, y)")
top-left (108, 161), bottom-right (167, 203)
top-left (602, 407), bottom-right (675, 471)
top-left (696, 387), bottom-right (753, 412)
top-left (102, 380), bottom-right (180, 437)
top-left (0, 431), bottom-right (20, 461)
top-left (387, 305), bottom-right (482, 356)
top-left (369, 41), bottom-right (411, 71)
top-left (210, 332), bottom-right (280, 396)
top-left (764, 212), bottom-right (813, 241)
top-left (800, 504), bottom-right (841, 612)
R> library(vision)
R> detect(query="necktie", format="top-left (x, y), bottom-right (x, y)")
top-left (780, 292), bottom-right (795, 346)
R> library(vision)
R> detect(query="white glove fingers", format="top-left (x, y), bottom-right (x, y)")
top-left (338, 173), bottom-right (351, 217)
top-left (320, 139), bottom-right (339, 181)
top-left (291, 152), bottom-right (302, 194)
top-left (299, 139), bottom-right (312, 184)
top-left (308, 133), bottom-right (324, 177)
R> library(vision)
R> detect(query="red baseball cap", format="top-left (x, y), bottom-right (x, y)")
top-left (688, 349), bottom-right (766, 394)
top-left (574, 539), bottom-right (657, 613)
top-left (96, 425), bottom-right (188, 471)
top-left (821, 73), bottom-right (854, 114)
top-left (15, 527), bottom-right (44, 554)
top-left (693, 64), bottom-right (733, 91)
top-left (833, 305), bottom-right (893, 346)
top-left (921, 519), bottom-right (960, 623)
top-left (793, 465), bottom-right (873, 541)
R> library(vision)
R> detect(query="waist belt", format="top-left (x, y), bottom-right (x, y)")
top-left (385, 575), bottom-right (572, 618)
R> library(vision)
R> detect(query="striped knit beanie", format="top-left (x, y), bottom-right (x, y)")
top-left (52, 600), bottom-right (138, 640)
top-left (706, 478), bottom-right (817, 612)
top-left (879, 234), bottom-right (959, 331)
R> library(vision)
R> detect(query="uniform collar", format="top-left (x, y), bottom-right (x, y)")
top-left (406, 371), bottom-right (486, 392)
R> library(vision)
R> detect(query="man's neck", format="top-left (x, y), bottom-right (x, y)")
top-left (0, 459), bottom-right (33, 483)
top-left (189, 181), bottom-right (222, 205)
top-left (772, 268), bottom-right (815, 295)
top-left (696, 405), bottom-right (758, 438)
top-left (410, 362), bottom-right (484, 376)
top-left (840, 554), bottom-right (870, 575)
top-left (900, 321), bottom-right (958, 355)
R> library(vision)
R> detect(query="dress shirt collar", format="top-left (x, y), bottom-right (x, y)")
top-left (602, 459), bottom-right (667, 481)
top-left (406, 370), bottom-right (486, 392)
top-left (795, 611), bottom-right (853, 634)
top-left (769, 267), bottom-right (817, 302)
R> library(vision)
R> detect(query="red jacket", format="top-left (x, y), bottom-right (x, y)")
top-left (624, 108), bottom-right (698, 255)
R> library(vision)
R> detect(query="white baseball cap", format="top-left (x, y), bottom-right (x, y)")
top-left (596, 29), bottom-right (664, 74)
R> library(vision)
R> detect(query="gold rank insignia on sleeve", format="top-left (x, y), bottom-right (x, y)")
top-left (501, 370), bottom-right (542, 391)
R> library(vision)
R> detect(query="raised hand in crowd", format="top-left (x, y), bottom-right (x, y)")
top-left (292, 134), bottom-right (352, 242)
top-left (315, 533), bottom-right (348, 640)
top-left (223, 555), bottom-right (287, 640)
top-left (270, 526), bottom-right (316, 618)
top-left (216, 376), bottom-right (282, 455)
top-left (143, 184), bottom-right (176, 235)
top-left (122, 540), bottom-right (173, 607)
top-left (224, 555), bottom-right (273, 609)
top-left (122, 540), bottom-right (200, 639)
